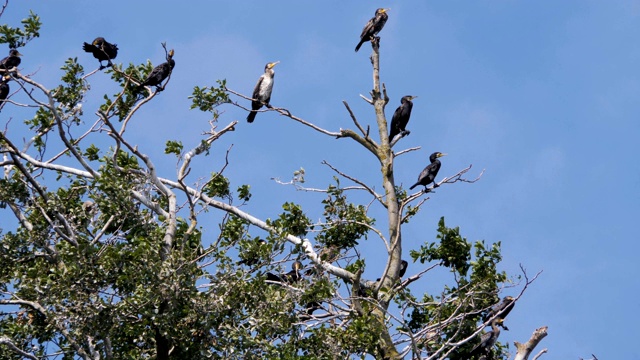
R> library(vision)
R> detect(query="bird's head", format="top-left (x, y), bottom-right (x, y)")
top-left (430, 152), bottom-right (447, 161)
top-left (402, 95), bottom-right (418, 102)
top-left (92, 37), bottom-right (105, 46)
top-left (505, 296), bottom-right (514, 301)
top-left (292, 260), bottom-right (303, 271)
top-left (2, 74), bottom-right (11, 82)
top-left (9, 49), bottom-right (22, 57)
top-left (168, 49), bottom-right (175, 58)
top-left (266, 61), bottom-right (280, 70)
top-left (376, 8), bottom-right (389, 15)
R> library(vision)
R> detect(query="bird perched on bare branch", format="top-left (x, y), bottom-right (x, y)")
top-left (82, 37), bottom-right (118, 70)
top-left (355, 8), bottom-right (389, 52)
top-left (469, 318), bottom-right (503, 359)
top-left (0, 49), bottom-right (22, 71)
top-left (409, 152), bottom-right (446, 190)
top-left (247, 61), bottom-right (279, 123)
top-left (389, 95), bottom-right (417, 142)
top-left (0, 75), bottom-right (10, 102)
top-left (483, 296), bottom-right (515, 330)
top-left (140, 49), bottom-right (175, 92)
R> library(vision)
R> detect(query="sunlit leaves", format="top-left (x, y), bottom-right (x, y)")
top-left (0, 10), bottom-right (41, 48)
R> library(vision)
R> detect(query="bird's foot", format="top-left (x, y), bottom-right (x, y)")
top-left (265, 103), bottom-right (273, 109)
top-left (98, 64), bottom-right (106, 71)
top-left (401, 130), bottom-right (411, 137)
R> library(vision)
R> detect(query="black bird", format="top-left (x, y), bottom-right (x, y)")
top-left (266, 261), bottom-right (302, 284)
top-left (469, 318), bottom-right (503, 359)
top-left (0, 49), bottom-right (22, 71)
top-left (82, 37), bottom-right (118, 70)
top-left (389, 95), bottom-right (417, 142)
top-left (247, 61), bottom-right (279, 123)
top-left (0, 75), bottom-right (10, 101)
top-left (140, 49), bottom-right (175, 92)
top-left (238, 239), bottom-right (267, 266)
top-left (483, 296), bottom-right (515, 330)
top-left (355, 8), bottom-right (389, 52)
top-left (409, 152), bottom-right (447, 190)
top-left (399, 260), bottom-right (408, 278)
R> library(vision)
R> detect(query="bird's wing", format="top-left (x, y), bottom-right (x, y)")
top-left (417, 164), bottom-right (432, 182)
top-left (82, 43), bottom-right (97, 53)
top-left (252, 75), bottom-right (264, 99)
top-left (360, 18), bottom-right (375, 38)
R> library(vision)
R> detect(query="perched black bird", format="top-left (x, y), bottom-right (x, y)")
top-left (82, 37), bottom-right (118, 70)
top-left (247, 61), bottom-right (279, 123)
top-left (399, 260), bottom-right (408, 278)
top-left (389, 95), bottom-right (417, 142)
top-left (0, 49), bottom-right (22, 71)
top-left (0, 75), bottom-right (10, 101)
top-left (266, 261), bottom-right (302, 284)
top-left (483, 296), bottom-right (515, 330)
top-left (409, 152), bottom-right (447, 190)
top-left (355, 8), bottom-right (389, 52)
top-left (469, 318), bottom-right (503, 359)
top-left (238, 239), bottom-right (267, 266)
top-left (140, 49), bottom-right (175, 91)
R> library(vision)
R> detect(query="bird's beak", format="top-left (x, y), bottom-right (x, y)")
top-left (383, 8), bottom-right (390, 12)
top-left (15, 51), bottom-right (23, 57)
top-left (438, 153), bottom-right (448, 157)
top-left (169, 49), bottom-right (175, 57)
top-left (411, 96), bottom-right (418, 100)
top-left (269, 61), bottom-right (280, 69)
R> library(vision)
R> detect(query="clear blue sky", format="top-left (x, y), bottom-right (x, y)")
top-left (3, 1), bottom-right (640, 358)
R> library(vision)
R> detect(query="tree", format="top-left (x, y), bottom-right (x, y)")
top-left (0, 4), bottom-right (545, 359)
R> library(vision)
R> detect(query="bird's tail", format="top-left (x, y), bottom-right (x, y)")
top-left (409, 183), bottom-right (418, 190)
top-left (355, 40), bottom-right (366, 52)
top-left (247, 111), bottom-right (257, 123)
top-left (82, 43), bottom-right (93, 52)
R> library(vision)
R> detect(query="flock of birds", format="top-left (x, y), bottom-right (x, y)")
top-left (0, 8), bottom-right (514, 357)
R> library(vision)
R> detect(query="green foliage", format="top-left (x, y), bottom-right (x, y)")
top-left (164, 140), bottom-right (183, 156)
top-left (412, 217), bottom-right (472, 275)
top-left (270, 202), bottom-right (311, 238)
top-left (189, 80), bottom-right (230, 118)
top-left (54, 57), bottom-right (87, 116)
top-left (0, 10), bottom-right (41, 48)
top-left (203, 172), bottom-right (231, 199)
top-left (315, 179), bottom-right (374, 249)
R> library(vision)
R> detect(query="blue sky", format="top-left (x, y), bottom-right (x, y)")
top-left (3, 1), bottom-right (640, 358)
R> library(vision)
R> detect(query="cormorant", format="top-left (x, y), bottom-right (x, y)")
top-left (238, 239), bottom-right (267, 266)
top-left (82, 37), bottom-right (118, 70)
top-left (266, 260), bottom-right (302, 284)
top-left (483, 296), bottom-right (515, 330)
top-left (389, 95), bottom-right (417, 142)
top-left (0, 49), bottom-right (22, 71)
top-left (0, 75), bottom-right (10, 101)
top-left (355, 8), bottom-right (389, 52)
top-left (469, 318), bottom-right (503, 359)
top-left (399, 260), bottom-right (408, 278)
top-left (409, 152), bottom-right (447, 190)
top-left (247, 61), bottom-right (279, 123)
top-left (140, 49), bottom-right (175, 91)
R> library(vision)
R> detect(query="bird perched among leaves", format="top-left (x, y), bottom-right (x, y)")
top-left (409, 152), bottom-right (446, 190)
top-left (266, 260), bottom-right (302, 284)
top-left (483, 296), bottom-right (515, 330)
top-left (0, 49), bottom-right (22, 71)
top-left (389, 95), bottom-right (417, 142)
top-left (139, 49), bottom-right (175, 92)
top-left (82, 37), bottom-right (118, 70)
top-left (247, 61), bottom-right (279, 123)
top-left (469, 318), bottom-right (503, 359)
top-left (355, 8), bottom-right (389, 52)
top-left (0, 75), bottom-right (10, 102)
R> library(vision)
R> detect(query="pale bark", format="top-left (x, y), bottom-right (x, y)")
top-left (514, 326), bottom-right (548, 360)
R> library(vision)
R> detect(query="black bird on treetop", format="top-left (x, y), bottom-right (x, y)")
top-left (140, 49), bottom-right (175, 92)
top-left (409, 152), bottom-right (446, 191)
top-left (247, 61), bottom-right (279, 123)
top-left (266, 260), bottom-right (302, 285)
top-left (0, 49), bottom-right (22, 71)
top-left (355, 8), bottom-right (389, 52)
top-left (389, 95), bottom-right (417, 142)
top-left (483, 296), bottom-right (515, 330)
top-left (0, 75), bottom-right (10, 102)
top-left (469, 318), bottom-right (503, 359)
top-left (82, 37), bottom-right (118, 70)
